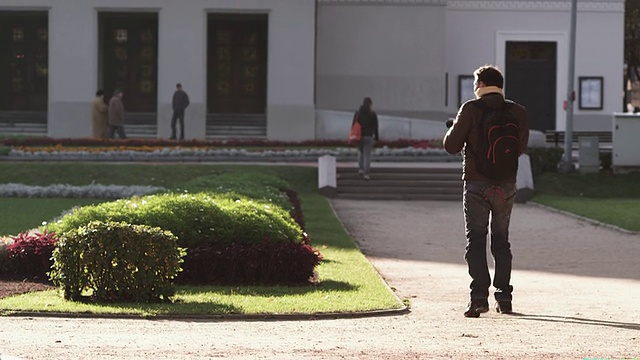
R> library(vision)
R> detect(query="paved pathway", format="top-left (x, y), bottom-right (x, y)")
top-left (1, 194), bottom-right (639, 359)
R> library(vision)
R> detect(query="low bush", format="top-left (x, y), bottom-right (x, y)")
top-left (50, 221), bottom-right (185, 303)
top-left (178, 173), bottom-right (305, 229)
top-left (44, 193), bottom-right (303, 248)
top-left (0, 238), bottom-right (14, 277)
top-left (600, 151), bottom-right (612, 171)
top-left (1, 231), bottom-right (58, 280)
top-left (528, 147), bottom-right (564, 176)
top-left (177, 172), bottom-right (291, 210)
top-left (284, 188), bottom-right (305, 229)
top-left (178, 240), bottom-right (322, 285)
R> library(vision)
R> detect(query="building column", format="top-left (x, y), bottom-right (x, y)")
top-left (266, 3), bottom-right (316, 141)
top-left (48, 3), bottom-right (97, 138)
top-left (157, 6), bottom-right (207, 140)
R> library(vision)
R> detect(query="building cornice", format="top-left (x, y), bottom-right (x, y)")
top-left (447, 1), bottom-right (623, 12)
top-left (318, 0), bottom-right (623, 12)
top-left (317, 0), bottom-right (447, 5)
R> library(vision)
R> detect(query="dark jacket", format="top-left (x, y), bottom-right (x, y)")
top-left (353, 108), bottom-right (379, 141)
top-left (443, 92), bottom-right (529, 183)
top-left (108, 96), bottom-right (125, 126)
top-left (172, 90), bottom-right (190, 112)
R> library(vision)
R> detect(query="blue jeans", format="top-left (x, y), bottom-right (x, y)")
top-left (463, 181), bottom-right (516, 302)
top-left (357, 136), bottom-right (374, 174)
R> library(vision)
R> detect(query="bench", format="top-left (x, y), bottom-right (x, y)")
top-left (545, 130), bottom-right (612, 147)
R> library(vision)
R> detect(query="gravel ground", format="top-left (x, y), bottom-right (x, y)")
top-left (1, 199), bottom-right (639, 359)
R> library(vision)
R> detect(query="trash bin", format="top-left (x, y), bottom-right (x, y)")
top-left (578, 136), bottom-right (599, 174)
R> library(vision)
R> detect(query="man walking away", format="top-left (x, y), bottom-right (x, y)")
top-left (443, 65), bottom-right (529, 318)
top-left (171, 83), bottom-right (190, 140)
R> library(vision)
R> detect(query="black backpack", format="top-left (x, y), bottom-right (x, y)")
top-left (473, 99), bottom-right (521, 181)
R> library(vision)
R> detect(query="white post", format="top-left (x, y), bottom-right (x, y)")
top-left (516, 154), bottom-right (535, 203)
top-left (318, 155), bottom-right (337, 197)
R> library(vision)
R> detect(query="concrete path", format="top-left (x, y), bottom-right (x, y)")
top-left (1, 197), bottom-right (639, 359)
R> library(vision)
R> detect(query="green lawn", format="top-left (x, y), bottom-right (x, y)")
top-left (0, 164), bottom-right (403, 316)
top-left (531, 171), bottom-right (640, 232)
top-left (531, 195), bottom-right (640, 232)
top-left (0, 198), bottom-right (104, 236)
top-left (2, 164), bottom-right (639, 316)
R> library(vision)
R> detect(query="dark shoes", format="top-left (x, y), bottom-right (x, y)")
top-left (495, 301), bottom-right (512, 314)
top-left (464, 299), bottom-right (489, 318)
top-left (464, 299), bottom-right (513, 317)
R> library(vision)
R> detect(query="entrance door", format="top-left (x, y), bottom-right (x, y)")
top-left (0, 12), bottom-right (48, 112)
top-left (99, 13), bottom-right (158, 113)
top-left (505, 41), bottom-right (557, 131)
top-left (207, 14), bottom-right (268, 114)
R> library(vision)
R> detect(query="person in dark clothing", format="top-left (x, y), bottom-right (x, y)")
top-left (170, 83), bottom-right (190, 140)
top-left (443, 65), bottom-right (529, 318)
top-left (108, 89), bottom-right (126, 139)
top-left (352, 97), bottom-right (380, 180)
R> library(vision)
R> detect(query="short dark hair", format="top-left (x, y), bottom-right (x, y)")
top-left (96, 90), bottom-right (104, 97)
top-left (474, 65), bottom-right (504, 89)
top-left (176, 83), bottom-right (182, 88)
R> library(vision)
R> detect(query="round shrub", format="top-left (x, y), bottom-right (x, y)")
top-left (50, 221), bottom-right (185, 303)
top-left (44, 193), bottom-right (303, 248)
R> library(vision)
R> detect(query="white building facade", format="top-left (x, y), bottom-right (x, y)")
top-left (0, 0), bottom-right (624, 140)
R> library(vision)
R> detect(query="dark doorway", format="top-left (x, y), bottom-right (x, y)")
top-left (505, 41), bottom-right (557, 131)
top-left (207, 14), bottom-right (268, 114)
top-left (98, 12), bottom-right (158, 113)
top-left (0, 12), bottom-right (48, 112)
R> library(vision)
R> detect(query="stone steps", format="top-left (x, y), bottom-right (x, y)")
top-left (335, 166), bottom-right (463, 201)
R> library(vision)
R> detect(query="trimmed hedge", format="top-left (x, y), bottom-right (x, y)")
top-left (178, 172), bottom-right (291, 212)
top-left (44, 192), bottom-right (303, 248)
top-left (50, 221), bottom-right (185, 302)
top-left (179, 241), bottom-right (322, 285)
top-left (528, 147), bottom-right (564, 176)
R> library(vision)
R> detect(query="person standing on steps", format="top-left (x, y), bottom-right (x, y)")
top-left (170, 83), bottom-right (190, 141)
top-left (352, 97), bottom-right (379, 180)
top-left (443, 65), bottom-right (529, 318)
top-left (108, 89), bottom-right (127, 139)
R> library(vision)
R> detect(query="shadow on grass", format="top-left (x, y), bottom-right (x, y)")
top-left (178, 279), bottom-right (357, 297)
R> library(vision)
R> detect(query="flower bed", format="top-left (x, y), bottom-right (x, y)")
top-left (0, 137), bottom-right (452, 162)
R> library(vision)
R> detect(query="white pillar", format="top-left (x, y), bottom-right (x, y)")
top-left (48, 3), bottom-right (96, 138)
top-left (515, 154), bottom-right (535, 203)
top-left (318, 155), bottom-right (337, 197)
top-left (157, 6), bottom-right (207, 140)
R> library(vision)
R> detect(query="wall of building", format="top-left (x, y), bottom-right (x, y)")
top-left (446, 0), bottom-right (624, 131)
top-left (315, 0), bottom-right (448, 122)
top-left (1, 0), bottom-right (625, 140)
top-left (0, 0), bottom-right (316, 140)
